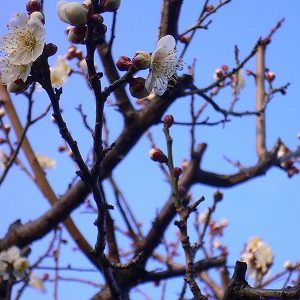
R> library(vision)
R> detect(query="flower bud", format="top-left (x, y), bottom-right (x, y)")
top-left (214, 190), bottom-right (223, 202)
top-left (30, 11), bottom-right (45, 24)
top-left (129, 77), bottom-right (150, 98)
top-left (213, 68), bottom-right (224, 80)
top-left (101, 0), bottom-right (121, 12)
top-left (67, 26), bottom-right (87, 44)
top-left (206, 5), bottom-right (215, 12)
top-left (66, 46), bottom-right (77, 60)
top-left (149, 148), bottom-right (168, 163)
top-left (284, 260), bottom-right (292, 270)
top-left (179, 35), bottom-right (191, 44)
top-left (260, 37), bottom-right (271, 46)
top-left (7, 80), bottom-right (29, 94)
top-left (116, 56), bottom-right (132, 71)
top-left (0, 109), bottom-right (5, 118)
top-left (245, 69), bottom-right (253, 76)
top-left (26, 0), bottom-right (42, 13)
top-left (221, 64), bottom-right (229, 72)
top-left (163, 114), bottom-right (174, 128)
top-left (173, 167), bottom-right (182, 178)
top-left (181, 159), bottom-right (189, 170)
top-left (44, 43), bottom-right (58, 57)
top-left (132, 51), bottom-right (151, 70)
top-left (2, 124), bottom-right (10, 133)
top-left (265, 71), bottom-right (275, 82)
top-left (57, 1), bottom-right (89, 26)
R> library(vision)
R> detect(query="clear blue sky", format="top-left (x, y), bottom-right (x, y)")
top-left (0, 1), bottom-right (299, 299)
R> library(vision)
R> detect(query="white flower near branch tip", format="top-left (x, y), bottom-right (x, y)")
top-left (57, 1), bottom-right (89, 26)
top-left (0, 57), bottom-right (31, 85)
top-left (0, 246), bottom-right (29, 280)
top-left (241, 236), bottom-right (273, 278)
top-left (37, 154), bottom-right (56, 170)
top-left (50, 56), bottom-right (71, 88)
top-left (0, 12), bottom-right (45, 65)
top-left (30, 273), bottom-right (46, 293)
top-left (145, 35), bottom-right (183, 96)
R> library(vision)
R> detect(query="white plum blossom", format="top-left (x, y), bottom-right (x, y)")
top-left (30, 273), bottom-right (46, 293)
top-left (57, 1), bottom-right (89, 26)
top-left (37, 154), bottom-right (56, 170)
top-left (0, 12), bottom-right (45, 66)
top-left (241, 237), bottom-right (273, 278)
top-left (50, 56), bottom-right (71, 88)
top-left (0, 246), bottom-right (29, 280)
top-left (0, 57), bottom-right (32, 85)
top-left (145, 35), bottom-right (183, 96)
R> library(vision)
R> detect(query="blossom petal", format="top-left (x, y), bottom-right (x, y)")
top-left (153, 74), bottom-right (168, 96)
top-left (145, 71), bottom-right (156, 93)
top-left (156, 35), bottom-right (176, 52)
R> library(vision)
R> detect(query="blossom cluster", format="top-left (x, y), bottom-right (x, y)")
top-left (0, 11), bottom-right (45, 92)
top-left (241, 236), bottom-right (273, 278)
top-left (0, 246), bottom-right (29, 280)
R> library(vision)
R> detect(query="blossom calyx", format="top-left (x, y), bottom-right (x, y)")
top-left (163, 114), bottom-right (174, 128)
top-left (26, 0), bottom-right (42, 13)
top-left (7, 80), bottom-right (30, 94)
top-left (57, 1), bottom-right (89, 26)
top-left (129, 77), bottom-right (150, 98)
top-left (132, 51), bottom-right (151, 70)
top-left (101, 0), bottom-right (121, 12)
top-left (67, 26), bottom-right (87, 44)
top-left (116, 56), bottom-right (132, 71)
top-left (149, 148), bottom-right (168, 164)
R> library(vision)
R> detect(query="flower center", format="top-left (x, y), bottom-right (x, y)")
top-left (23, 34), bottom-right (36, 52)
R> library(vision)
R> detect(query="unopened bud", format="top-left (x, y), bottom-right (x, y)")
top-left (260, 37), bottom-right (271, 46)
top-left (173, 167), bottom-right (182, 178)
top-left (179, 35), bottom-right (191, 44)
top-left (221, 65), bottom-right (229, 72)
top-left (0, 109), bottom-right (5, 118)
top-left (149, 148), bottom-right (168, 163)
top-left (90, 14), bottom-right (104, 24)
top-left (132, 51), bottom-right (151, 70)
top-left (44, 43), bottom-right (58, 57)
top-left (2, 124), bottom-right (10, 133)
top-left (67, 26), bottom-right (87, 44)
top-left (57, 1), bottom-right (89, 26)
top-left (30, 11), bottom-right (45, 23)
top-left (7, 80), bottom-right (29, 94)
top-left (214, 69), bottom-right (223, 79)
top-left (58, 145), bottom-right (67, 152)
top-left (101, 0), bottom-right (121, 12)
top-left (284, 260), bottom-right (292, 270)
top-left (66, 46), bottom-right (77, 60)
top-left (214, 190), bottom-right (223, 202)
top-left (206, 5), bottom-right (215, 12)
top-left (163, 114), bottom-right (174, 128)
top-left (116, 56), bottom-right (132, 71)
top-left (265, 71), bottom-right (276, 82)
top-left (26, 0), bottom-right (42, 13)
top-left (245, 69), bottom-right (253, 76)
top-left (129, 77), bottom-right (150, 98)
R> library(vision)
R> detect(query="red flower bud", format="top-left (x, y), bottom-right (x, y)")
top-left (214, 190), bottom-right (223, 202)
top-left (163, 115), bottom-right (174, 128)
top-left (206, 5), bottom-right (215, 12)
top-left (116, 56), bottom-right (132, 71)
top-left (221, 65), bottom-right (229, 72)
top-left (173, 167), bottom-right (182, 178)
top-left (265, 71), bottom-right (276, 82)
top-left (100, 0), bottom-right (121, 12)
top-left (149, 148), bottom-right (168, 164)
top-left (179, 35), bottom-right (191, 44)
top-left (26, 0), bottom-right (42, 13)
top-left (44, 43), bottom-right (58, 57)
top-left (129, 77), bottom-right (149, 98)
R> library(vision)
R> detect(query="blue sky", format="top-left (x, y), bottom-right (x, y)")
top-left (0, 1), bottom-right (299, 299)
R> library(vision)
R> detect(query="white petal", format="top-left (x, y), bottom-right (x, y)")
top-left (145, 71), bottom-right (156, 93)
top-left (156, 35), bottom-right (176, 52)
top-left (8, 13), bottom-right (28, 29)
top-left (153, 75), bottom-right (168, 96)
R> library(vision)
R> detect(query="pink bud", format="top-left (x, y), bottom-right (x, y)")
top-left (265, 71), bottom-right (276, 82)
top-left (163, 115), bottom-right (174, 128)
top-left (129, 77), bottom-right (149, 98)
top-left (26, 0), bottom-right (42, 13)
top-left (149, 148), bottom-right (168, 164)
top-left (173, 167), bottom-right (182, 178)
top-left (116, 56), bottom-right (132, 71)
top-left (221, 65), bottom-right (229, 72)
